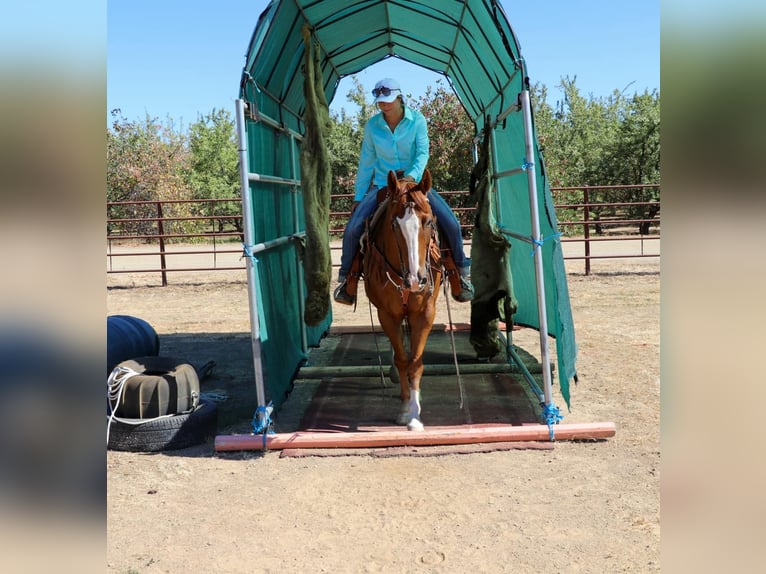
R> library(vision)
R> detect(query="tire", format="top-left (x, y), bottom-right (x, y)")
top-left (107, 401), bottom-right (218, 452)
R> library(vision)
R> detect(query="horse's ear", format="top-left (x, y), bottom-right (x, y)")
top-left (420, 169), bottom-right (432, 192)
top-left (387, 170), bottom-right (398, 191)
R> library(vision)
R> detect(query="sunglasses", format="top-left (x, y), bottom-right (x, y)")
top-left (372, 87), bottom-right (400, 97)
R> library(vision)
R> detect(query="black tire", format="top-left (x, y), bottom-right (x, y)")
top-left (107, 401), bottom-right (218, 452)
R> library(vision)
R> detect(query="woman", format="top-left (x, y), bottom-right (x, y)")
top-left (334, 77), bottom-right (474, 305)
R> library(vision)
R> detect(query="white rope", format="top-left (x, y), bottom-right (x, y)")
top-left (106, 365), bottom-right (198, 446)
top-left (107, 366), bottom-right (144, 445)
top-left (442, 269), bottom-right (465, 409)
top-left (367, 297), bottom-right (393, 396)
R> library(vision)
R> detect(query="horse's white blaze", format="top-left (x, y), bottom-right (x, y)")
top-left (397, 205), bottom-right (421, 290)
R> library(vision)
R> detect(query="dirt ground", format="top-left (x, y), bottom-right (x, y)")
top-left (106, 254), bottom-right (659, 573)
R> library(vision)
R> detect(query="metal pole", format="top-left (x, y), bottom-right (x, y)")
top-left (583, 188), bottom-right (591, 276)
top-left (519, 90), bottom-right (554, 407)
top-left (235, 99), bottom-right (269, 419)
top-left (156, 201), bottom-right (168, 286)
top-left (289, 133), bottom-right (308, 353)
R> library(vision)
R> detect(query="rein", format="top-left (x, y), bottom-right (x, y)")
top-left (374, 195), bottom-right (439, 311)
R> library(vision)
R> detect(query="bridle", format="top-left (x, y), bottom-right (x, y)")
top-left (378, 183), bottom-right (440, 309)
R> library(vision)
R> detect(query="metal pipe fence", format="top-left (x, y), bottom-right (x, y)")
top-left (107, 184), bottom-right (659, 283)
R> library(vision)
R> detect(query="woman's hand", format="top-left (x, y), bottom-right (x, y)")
top-left (395, 169), bottom-right (415, 183)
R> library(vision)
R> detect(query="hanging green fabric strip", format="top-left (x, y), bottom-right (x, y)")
top-left (468, 121), bottom-right (516, 360)
top-left (299, 24), bottom-right (333, 326)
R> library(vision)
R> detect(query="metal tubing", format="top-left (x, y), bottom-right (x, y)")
top-left (520, 90), bottom-right (554, 407)
top-left (235, 98), bottom-right (269, 421)
top-left (583, 189), bottom-right (591, 275)
top-left (248, 172), bottom-right (301, 186)
top-left (494, 166), bottom-right (525, 180)
top-left (155, 201), bottom-right (168, 287)
top-left (505, 345), bottom-right (545, 403)
top-left (493, 101), bottom-right (521, 127)
top-left (296, 361), bottom-right (545, 379)
top-left (289, 133), bottom-right (308, 353)
top-left (247, 233), bottom-right (304, 255)
top-left (247, 106), bottom-right (304, 141)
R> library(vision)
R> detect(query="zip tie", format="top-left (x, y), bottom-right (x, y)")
top-left (241, 243), bottom-right (259, 262)
top-left (252, 402), bottom-right (275, 450)
top-left (521, 158), bottom-right (534, 171)
top-left (543, 403), bottom-right (564, 441)
top-left (530, 232), bottom-right (562, 256)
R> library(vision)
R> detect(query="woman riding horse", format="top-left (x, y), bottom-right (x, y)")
top-left (334, 77), bottom-right (473, 305)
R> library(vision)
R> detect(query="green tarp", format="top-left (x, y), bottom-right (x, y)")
top-left (239, 0), bottom-right (577, 409)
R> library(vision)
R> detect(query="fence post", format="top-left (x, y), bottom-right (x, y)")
top-left (156, 201), bottom-right (168, 286)
top-left (583, 188), bottom-right (591, 276)
top-left (211, 200), bottom-right (218, 269)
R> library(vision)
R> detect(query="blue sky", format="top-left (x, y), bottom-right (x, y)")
top-left (107, 1), bottom-right (659, 127)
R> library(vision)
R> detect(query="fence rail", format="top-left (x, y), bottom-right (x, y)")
top-left (107, 184), bottom-right (659, 283)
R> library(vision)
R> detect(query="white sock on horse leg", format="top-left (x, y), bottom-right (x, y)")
top-left (409, 389), bottom-right (421, 417)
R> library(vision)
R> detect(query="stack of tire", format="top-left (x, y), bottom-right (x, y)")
top-left (107, 315), bottom-right (217, 452)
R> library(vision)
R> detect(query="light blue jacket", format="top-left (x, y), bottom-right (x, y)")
top-left (353, 106), bottom-right (430, 201)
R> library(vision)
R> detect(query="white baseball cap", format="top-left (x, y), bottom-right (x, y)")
top-left (372, 78), bottom-right (402, 103)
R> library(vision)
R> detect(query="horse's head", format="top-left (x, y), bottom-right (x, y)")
top-left (386, 169), bottom-right (436, 292)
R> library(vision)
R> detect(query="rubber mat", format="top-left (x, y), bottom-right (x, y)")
top-left (295, 329), bottom-right (545, 433)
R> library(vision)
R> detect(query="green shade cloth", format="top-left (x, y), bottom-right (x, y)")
top-left (240, 0), bottom-right (577, 409)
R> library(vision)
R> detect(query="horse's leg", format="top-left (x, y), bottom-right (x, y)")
top-left (402, 310), bottom-right (437, 431)
top-left (377, 312), bottom-right (411, 425)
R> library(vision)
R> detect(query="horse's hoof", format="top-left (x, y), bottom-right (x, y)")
top-left (407, 418), bottom-right (424, 432)
top-left (396, 412), bottom-right (410, 426)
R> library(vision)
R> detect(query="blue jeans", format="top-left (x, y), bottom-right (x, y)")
top-left (339, 187), bottom-right (469, 276)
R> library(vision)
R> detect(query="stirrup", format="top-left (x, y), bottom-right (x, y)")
top-left (333, 280), bottom-right (355, 306)
top-left (452, 275), bottom-right (474, 303)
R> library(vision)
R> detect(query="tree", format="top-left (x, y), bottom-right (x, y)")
top-left (107, 110), bottom-right (191, 238)
top-left (530, 79), bottom-right (660, 235)
top-left (599, 90), bottom-right (660, 234)
top-left (414, 82), bottom-right (476, 237)
top-left (187, 109), bottom-right (241, 233)
top-left (326, 76), bottom-right (372, 229)
top-left (415, 81), bottom-right (475, 193)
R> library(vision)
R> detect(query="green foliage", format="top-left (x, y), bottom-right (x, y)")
top-left (107, 110), bottom-right (193, 239)
top-left (325, 77), bottom-right (477, 234)
top-left (415, 82), bottom-right (476, 235)
top-left (415, 81), bottom-right (475, 193)
top-left (188, 108), bottom-right (239, 199)
top-left (600, 91), bottom-right (661, 234)
top-left (187, 109), bottom-right (241, 233)
top-left (107, 75), bottom-right (660, 241)
top-left (327, 77), bottom-right (372, 231)
top-left (107, 109), bottom-right (189, 203)
top-left (532, 78), bottom-right (660, 234)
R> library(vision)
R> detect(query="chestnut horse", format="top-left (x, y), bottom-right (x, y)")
top-left (363, 169), bottom-right (442, 431)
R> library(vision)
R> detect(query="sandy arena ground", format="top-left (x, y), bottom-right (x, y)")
top-left (107, 244), bottom-right (659, 574)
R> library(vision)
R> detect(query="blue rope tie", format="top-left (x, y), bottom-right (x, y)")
top-left (241, 243), bottom-right (259, 263)
top-left (530, 232), bottom-right (562, 256)
top-left (543, 403), bottom-right (564, 441)
top-left (521, 158), bottom-right (535, 171)
top-left (252, 402), bottom-right (275, 450)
